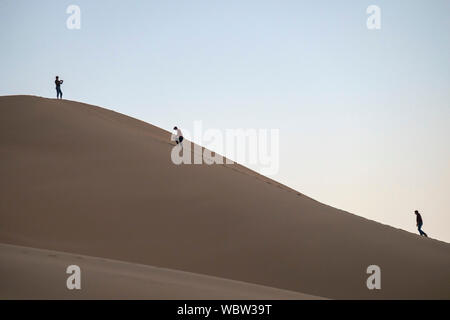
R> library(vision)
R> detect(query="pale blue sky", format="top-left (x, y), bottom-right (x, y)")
top-left (1, 0), bottom-right (449, 242)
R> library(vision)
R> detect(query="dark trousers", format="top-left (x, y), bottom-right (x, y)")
top-left (418, 223), bottom-right (428, 237)
top-left (56, 87), bottom-right (63, 99)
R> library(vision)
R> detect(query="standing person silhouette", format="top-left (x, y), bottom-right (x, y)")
top-left (414, 210), bottom-right (428, 237)
top-left (55, 76), bottom-right (63, 99)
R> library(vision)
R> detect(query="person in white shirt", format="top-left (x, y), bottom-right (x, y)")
top-left (173, 126), bottom-right (184, 147)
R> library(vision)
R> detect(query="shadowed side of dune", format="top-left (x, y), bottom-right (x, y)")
top-left (1, 95), bottom-right (449, 299)
top-left (0, 243), bottom-right (321, 299)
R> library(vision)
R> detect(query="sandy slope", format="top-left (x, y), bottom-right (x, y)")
top-left (0, 243), bottom-right (320, 299)
top-left (0, 95), bottom-right (449, 299)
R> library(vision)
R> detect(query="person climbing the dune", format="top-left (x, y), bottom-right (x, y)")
top-left (55, 76), bottom-right (63, 99)
top-left (414, 210), bottom-right (428, 237)
top-left (173, 126), bottom-right (184, 148)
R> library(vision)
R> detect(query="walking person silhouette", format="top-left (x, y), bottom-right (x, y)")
top-left (414, 210), bottom-right (428, 237)
top-left (55, 76), bottom-right (63, 99)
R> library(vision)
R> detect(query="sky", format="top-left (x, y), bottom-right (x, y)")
top-left (1, 0), bottom-right (449, 242)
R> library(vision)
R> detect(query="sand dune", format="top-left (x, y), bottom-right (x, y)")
top-left (1, 95), bottom-right (449, 299)
top-left (0, 243), bottom-right (320, 299)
